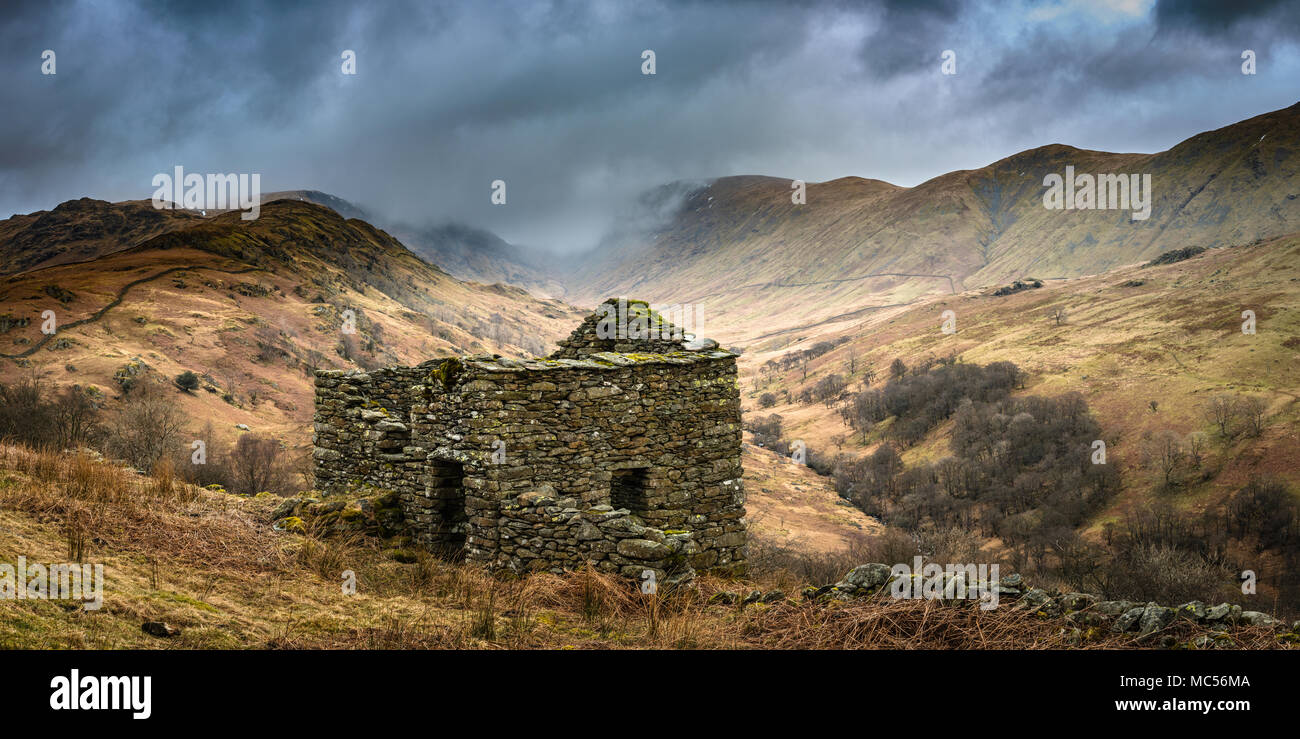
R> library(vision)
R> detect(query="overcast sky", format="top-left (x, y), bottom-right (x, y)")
top-left (2, 0), bottom-right (1298, 253)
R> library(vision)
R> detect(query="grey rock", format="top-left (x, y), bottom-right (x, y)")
top-left (142, 622), bottom-right (178, 638)
top-left (616, 538), bottom-right (670, 560)
top-left (1112, 606), bottom-right (1146, 633)
top-left (1239, 610), bottom-right (1277, 627)
top-left (1059, 592), bottom-right (1100, 611)
top-left (1094, 600), bottom-right (1137, 616)
top-left (843, 563), bottom-right (892, 591)
top-left (1137, 604), bottom-right (1176, 638)
top-left (1175, 601), bottom-right (1207, 621)
top-left (1204, 603), bottom-right (1241, 623)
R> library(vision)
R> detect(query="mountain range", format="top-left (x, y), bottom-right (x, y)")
top-left (3, 101), bottom-right (1300, 557)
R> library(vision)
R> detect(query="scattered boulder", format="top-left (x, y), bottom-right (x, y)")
top-left (271, 497), bottom-right (301, 520)
top-left (272, 516), bottom-right (305, 534)
top-left (1020, 588), bottom-right (1052, 608)
top-left (1094, 600), bottom-right (1137, 616)
top-left (999, 573), bottom-right (1024, 589)
top-left (142, 622), bottom-right (178, 638)
top-left (1239, 610), bottom-right (1277, 627)
top-left (1112, 606), bottom-right (1146, 633)
top-left (1204, 603), bottom-right (1242, 624)
top-left (1175, 601), bottom-right (1207, 622)
top-left (1137, 604), bottom-right (1176, 638)
top-left (842, 563), bottom-right (892, 591)
top-left (1059, 593), bottom-right (1100, 611)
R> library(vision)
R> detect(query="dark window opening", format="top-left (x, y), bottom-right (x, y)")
top-left (428, 460), bottom-right (466, 559)
top-left (610, 468), bottom-right (650, 514)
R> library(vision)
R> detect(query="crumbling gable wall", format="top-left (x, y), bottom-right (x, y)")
top-left (549, 298), bottom-right (709, 358)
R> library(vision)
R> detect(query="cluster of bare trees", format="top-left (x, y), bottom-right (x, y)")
top-left (1139, 393), bottom-right (1271, 491)
top-left (186, 424), bottom-right (297, 495)
top-left (0, 378), bottom-right (102, 450)
top-left (0, 376), bottom-right (300, 495)
top-left (1094, 480), bottom-right (1300, 611)
top-left (838, 360), bottom-right (1023, 445)
top-left (758, 338), bottom-right (849, 386)
top-left (810, 371), bottom-right (1124, 588)
top-left (745, 414), bottom-right (789, 455)
top-left (1204, 393), bottom-right (1269, 439)
top-left (839, 392), bottom-right (1116, 529)
top-left (796, 373), bottom-right (849, 407)
top-left (1140, 430), bottom-right (1208, 490)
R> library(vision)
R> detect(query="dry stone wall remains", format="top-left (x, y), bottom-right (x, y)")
top-left (313, 299), bottom-right (746, 585)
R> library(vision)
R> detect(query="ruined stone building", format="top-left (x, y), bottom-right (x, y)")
top-left (312, 299), bottom-right (746, 583)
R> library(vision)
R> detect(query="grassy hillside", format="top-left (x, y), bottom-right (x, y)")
top-left (0, 197), bottom-right (201, 275)
top-left (568, 102), bottom-right (1300, 341)
top-left (0, 199), bottom-right (582, 456)
top-left (738, 231), bottom-right (1300, 610)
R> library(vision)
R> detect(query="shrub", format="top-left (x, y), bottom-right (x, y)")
top-left (746, 414), bottom-right (788, 455)
top-left (175, 371), bottom-right (200, 392)
top-left (0, 378), bottom-right (56, 447)
top-left (1144, 246), bottom-right (1206, 267)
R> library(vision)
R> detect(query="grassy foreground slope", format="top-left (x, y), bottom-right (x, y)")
top-left (0, 445), bottom-right (1287, 650)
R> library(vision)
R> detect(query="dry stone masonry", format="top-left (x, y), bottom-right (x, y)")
top-left (313, 298), bottom-right (746, 585)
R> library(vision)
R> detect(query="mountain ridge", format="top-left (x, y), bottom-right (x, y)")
top-left (562, 101), bottom-right (1300, 342)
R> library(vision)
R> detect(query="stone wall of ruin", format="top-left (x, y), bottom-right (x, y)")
top-left (548, 299), bottom-right (699, 358)
top-left (312, 365), bottom-right (426, 500)
top-left (313, 349), bottom-right (747, 579)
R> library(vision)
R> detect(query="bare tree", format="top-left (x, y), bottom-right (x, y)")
top-left (861, 366), bottom-right (877, 387)
top-left (1051, 307), bottom-right (1067, 326)
top-left (1238, 395), bottom-right (1268, 437)
top-left (1204, 394), bottom-right (1238, 437)
top-left (105, 386), bottom-right (186, 471)
top-left (52, 386), bottom-right (101, 449)
top-left (1186, 431), bottom-right (1207, 470)
top-left (1143, 431), bottom-right (1185, 490)
top-left (228, 433), bottom-right (293, 495)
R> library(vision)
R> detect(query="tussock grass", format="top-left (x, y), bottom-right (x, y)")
top-left (0, 444), bottom-right (1288, 650)
top-left (0, 444), bottom-right (281, 572)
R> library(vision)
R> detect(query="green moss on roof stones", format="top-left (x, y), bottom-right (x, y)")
top-left (430, 357), bottom-right (463, 389)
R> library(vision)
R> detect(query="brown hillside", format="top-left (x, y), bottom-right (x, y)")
top-left (568, 102), bottom-right (1300, 342)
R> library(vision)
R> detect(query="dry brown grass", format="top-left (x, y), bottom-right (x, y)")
top-left (0, 444), bottom-right (283, 572)
top-left (0, 443), bottom-right (1290, 650)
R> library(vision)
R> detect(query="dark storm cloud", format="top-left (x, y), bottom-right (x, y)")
top-left (1154, 0), bottom-right (1300, 36)
top-left (0, 0), bottom-right (1297, 254)
top-left (856, 0), bottom-right (964, 78)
